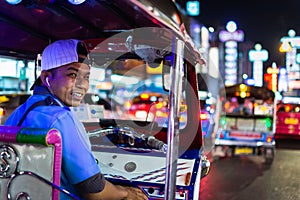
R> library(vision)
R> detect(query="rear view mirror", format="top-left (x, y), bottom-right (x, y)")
top-left (201, 155), bottom-right (210, 179)
top-left (162, 58), bottom-right (172, 91)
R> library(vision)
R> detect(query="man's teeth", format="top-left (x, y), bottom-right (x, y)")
top-left (73, 92), bottom-right (82, 97)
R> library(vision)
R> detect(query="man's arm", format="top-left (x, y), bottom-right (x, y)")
top-left (83, 180), bottom-right (147, 200)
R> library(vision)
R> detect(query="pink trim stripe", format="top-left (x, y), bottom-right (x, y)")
top-left (46, 129), bottom-right (62, 200)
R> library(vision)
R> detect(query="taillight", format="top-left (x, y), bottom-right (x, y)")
top-left (0, 107), bottom-right (5, 117)
top-left (200, 113), bottom-right (208, 120)
top-left (266, 135), bottom-right (273, 143)
top-left (285, 104), bottom-right (292, 112)
top-left (179, 189), bottom-right (186, 197)
top-left (219, 133), bottom-right (224, 139)
top-left (124, 101), bottom-right (131, 109)
top-left (140, 93), bottom-right (149, 100)
top-left (155, 102), bottom-right (163, 109)
top-left (135, 110), bottom-right (147, 119)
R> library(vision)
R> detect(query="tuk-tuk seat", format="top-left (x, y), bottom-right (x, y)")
top-left (0, 126), bottom-right (63, 200)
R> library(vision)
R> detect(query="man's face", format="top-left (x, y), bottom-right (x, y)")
top-left (48, 62), bottom-right (90, 107)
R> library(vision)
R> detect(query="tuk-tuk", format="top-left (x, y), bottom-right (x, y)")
top-left (214, 83), bottom-right (276, 164)
top-left (0, 0), bottom-right (209, 199)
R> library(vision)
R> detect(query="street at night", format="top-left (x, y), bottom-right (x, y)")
top-left (201, 139), bottom-right (300, 200)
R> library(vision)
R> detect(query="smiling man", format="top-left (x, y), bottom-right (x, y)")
top-left (5, 39), bottom-right (147, 200)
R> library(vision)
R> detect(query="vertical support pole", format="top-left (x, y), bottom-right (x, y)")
top-left (164, 38), bottom-right (184, 200)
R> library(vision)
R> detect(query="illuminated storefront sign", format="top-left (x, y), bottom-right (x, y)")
top-left (219, 30), bottom-right (244, 42)
top-left (248, 43), bottom-right (268, 87)
top-left (265, 63), bottom-right (279, 92)
top-left (186, 1), bottom-right (200, 16)
top-left (280, 29), bottom-right (300, 72)
top-left (219, 21), bottom-right (244, 86)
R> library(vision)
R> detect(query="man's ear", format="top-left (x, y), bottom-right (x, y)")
top-left (40, 71), bottom-right (51, 86)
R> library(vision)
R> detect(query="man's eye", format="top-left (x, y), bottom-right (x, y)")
top-left (69, 73), bottom-right (77, 78)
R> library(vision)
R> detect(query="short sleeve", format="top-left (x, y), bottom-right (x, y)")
top-left (53, 112), bottom-right (100, 184)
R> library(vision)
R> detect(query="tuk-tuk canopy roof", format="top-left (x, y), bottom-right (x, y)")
top-left (220, 84), bottom-right (275, 100)
top-left (0, 0), bottom-right (189, 60)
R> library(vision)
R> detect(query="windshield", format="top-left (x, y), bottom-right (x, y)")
top-left (277, 102), bottom-right (300, 113)
top-left (70, 58), bottom-right (188, 130)
top-left (223, 96), bottom-right (274, 116)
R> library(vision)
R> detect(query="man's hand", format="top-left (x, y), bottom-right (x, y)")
top-left (83, 180), bottom-right (148, 200)
top-left (122, 186), bottom-right (148, 200)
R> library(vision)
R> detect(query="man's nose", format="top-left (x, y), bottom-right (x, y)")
top-left (75, 77), bottom-right (89, 89)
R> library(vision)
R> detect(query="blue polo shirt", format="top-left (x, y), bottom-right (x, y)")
top-left (5, 86), bottom-right (102, 199)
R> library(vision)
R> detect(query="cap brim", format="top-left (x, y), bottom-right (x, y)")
top-left (30, 77), bottom-right (42, 90)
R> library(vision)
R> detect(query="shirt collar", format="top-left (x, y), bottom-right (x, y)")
top-left (33, 85), bottom-right (66, 107)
